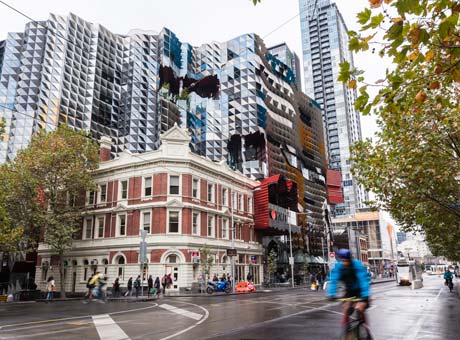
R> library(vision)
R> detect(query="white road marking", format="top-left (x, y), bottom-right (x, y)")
top-left (159, 303), bottom-right (202, 321)
top-left (406, 287), bottom-right (442, 340)
top-left (92, 314), bottom-right (130, 340)
top-left (159, 302), bottom-right (209, 340)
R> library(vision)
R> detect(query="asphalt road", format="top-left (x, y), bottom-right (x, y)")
top-left (0, 275), bottom-right (458, 340)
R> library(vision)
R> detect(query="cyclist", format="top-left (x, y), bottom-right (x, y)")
top-left (88, 272), bottom-right (107, 302)
top-left (444, 268), bottom-right (453, 290)
top-left (327, 249), bottom-right (371, 325)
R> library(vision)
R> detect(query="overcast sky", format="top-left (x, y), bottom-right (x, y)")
top-left (0, 0), bottom-right (383, 138)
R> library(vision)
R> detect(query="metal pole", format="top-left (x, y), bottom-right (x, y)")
top-left (288, 208), bottom-right (294, 288)
top-left (321, 236), bottom-right (326, 273)
top-left (231, 195), bottom-right (235, 293)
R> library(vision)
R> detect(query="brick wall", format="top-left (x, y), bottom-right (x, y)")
top-left (182, 208), bottom-right (191, 235)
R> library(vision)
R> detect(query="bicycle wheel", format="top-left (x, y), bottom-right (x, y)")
top-left (341, 324), bottom-right (360, 340)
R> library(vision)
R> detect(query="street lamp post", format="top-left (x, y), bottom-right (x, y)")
top-left (231, 195), bottom-right (235, 293)
top-left (288, 208), bottom-right (294, 288)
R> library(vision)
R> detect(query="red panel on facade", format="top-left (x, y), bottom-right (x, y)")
top-left (254, 175), bottom-right (280, 230)
top-left (327, 169), bottom-right (344, 204)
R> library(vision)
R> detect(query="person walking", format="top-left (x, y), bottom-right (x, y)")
top-left (46, 276), bottom-right (55, 302)
top-left (212, 274), bottom-right (219, 282)
top-left (247, 272), bottom-right (253, 282)
top-left (112, 278), bottom-right (120, 298)
top-left (134, 275), bottom-right (141, 298)
top-left (125, 277), bottom-right (133, 297)
top-left (154, 276), bottom-right (161, 298)
top-left (147, 275), bottom-right (154, 298)
top-left (161, 274), bottom-right (168, 295)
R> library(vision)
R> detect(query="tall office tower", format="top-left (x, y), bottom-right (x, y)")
top-left (267, 43), bottom-right (302, 90)
top-left (299, 0), bottom-right (368, 216)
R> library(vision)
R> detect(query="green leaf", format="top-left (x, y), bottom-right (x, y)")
top-left (357, 8), bottom-right (372, 25)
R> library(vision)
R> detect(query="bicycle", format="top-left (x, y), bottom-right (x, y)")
top-left (337, 297), bottom-right (373, 340)
top-left (82, 285), bottom-right (107, 304)
top-left (446, 278), bottom-right (454, 292)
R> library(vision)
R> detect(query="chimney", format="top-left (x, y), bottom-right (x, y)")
top-left (99, 136), bottom-right (112, 162)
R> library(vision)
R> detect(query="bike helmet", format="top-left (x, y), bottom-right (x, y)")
top-left (337, 248), bottom-right (352, 260)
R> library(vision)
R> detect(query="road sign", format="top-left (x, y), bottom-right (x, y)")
top-left (288, 257), bottom-right (294, 265)
top-left (227, 248), bottom-right (237, 257)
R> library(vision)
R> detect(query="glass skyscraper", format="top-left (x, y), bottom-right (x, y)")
top-left (299, 0), bottom-right (368, 216)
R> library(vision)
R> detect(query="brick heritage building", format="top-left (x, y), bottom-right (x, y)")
top-left (35, 125), bottom-right (263, 293)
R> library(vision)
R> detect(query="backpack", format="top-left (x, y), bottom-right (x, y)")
top-left (134, 280), bottom-right (140, 288)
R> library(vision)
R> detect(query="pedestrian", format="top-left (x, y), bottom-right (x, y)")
top-left (247, 272), bottom-right (253, 282)
top-left (221, 273), bottom-right (227, 281)
top-left (161, 274), bottom-right (168, 295)
top-left (134, 275), bottom-right (141, 298)
top-left (125, 277), bottom-right (133, 297)
top-left (147, 275), bottom-right (153, 298)
top-left (212, 274), bottom-right (218, 282)
top-left (154, 276), bottom-right (161, 298)
top-left (112, 278), bottom-right (120, 298)
top-left (46, 276), bottom-right (55, 301)
top-left (316, 272), bottom-right (323, 291)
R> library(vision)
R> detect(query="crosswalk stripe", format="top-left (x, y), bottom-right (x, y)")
top-left (159, 303), bottom-right (203, 321)
top-left (92, 314), bottom-right (130, 340)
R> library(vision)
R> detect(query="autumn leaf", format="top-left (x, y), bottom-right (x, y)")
top-left (425, 50), bottom-right (435, 62)
top-left (348, 79), bottom-right (357, 89)
top-left (391, 17), bottom-right (404, 23)
top-left (369, 0), bottom-right (383, 9)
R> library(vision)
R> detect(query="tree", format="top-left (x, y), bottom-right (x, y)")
top-left (199, 246), bottom-right (214, 279)
top-left (267, 249), bottom-right (278, 283)
top-left (1, 125), bottom-right (99, 296)
top-left (338, 0), bottom-right (460, 261)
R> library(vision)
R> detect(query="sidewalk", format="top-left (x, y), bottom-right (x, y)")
top-left (2, 278), bottom-right (396, 304)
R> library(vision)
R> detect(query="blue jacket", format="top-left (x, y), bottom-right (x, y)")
top-left (444, 271), bottom-right (453, 280)
top-left (327, 259), bottom-right (371, 298)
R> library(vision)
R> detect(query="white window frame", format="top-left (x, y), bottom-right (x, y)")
top-left (119, 179), bottom-right (128, 201)
top-left (207, 183), bottom-right (215, 203)
top-left (167, 210), bottom-right (181, 234)
top-left (169, 174), bottom-right (181, 195)
top-left (83, 217), bottom-right (93, 240)
top-left (141, 210), bottom-right (151, 234)
top-left (222, 218), bottom-right (229, 239)
top-left (238, 223), bottom-right (243, 240)
top-left (248, 197), bottom-right (253, 213)
top-left (98, 183), bottom-right (107, 204)
top-left (94, 215), bottom-right (105, 239)
top-left (222, 187), bottom-right (228, 206)
top-left (207, 214), bottom-right (215, 238)
top-left (238, 193), bottom-right (243, 211)
top-left (192, 178), bottom-right (200, 199)
top-left (142, 176), bottom-right (153, 198)
top-left (232, 191), bottom-right (236, 210)
top-left (192, 211), bottom-right (200, 236)
top-left (116, 213), bottom-right (127, 237)
top-left (86, 190), bottom-right (96, 205)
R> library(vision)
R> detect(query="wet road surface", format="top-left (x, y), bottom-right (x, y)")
top-left (0, 275), bottom-right (458, 339)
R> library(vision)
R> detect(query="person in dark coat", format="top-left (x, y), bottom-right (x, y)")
top-left (147, 275), bottom-right (154, 298)
top-left (154, 276), bottom-right (161, 298)
top-left (125, 277), bottom-right (133, 297)
top-left (134, 275), bottom-right (141, 298)
top-left (113, 278), bottom-right (120, 298)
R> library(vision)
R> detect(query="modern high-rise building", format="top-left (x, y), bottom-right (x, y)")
top-left (299, 0), bottom-right (368, 216)
top-left (267, 43), bottom-right (302, 90)
top-left (0, 13), bottom-right (329, 224)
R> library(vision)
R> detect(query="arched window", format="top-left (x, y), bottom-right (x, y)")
top-left (83, 259), bottom-right (89, 281)
top-left (102, 259), bottom-right (109, 275)
top-left (166, 254), bottom-right (177, 264)
top-left (115, 255), bottom-right (125, 279)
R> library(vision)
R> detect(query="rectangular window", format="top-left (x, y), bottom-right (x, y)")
top-left (238, 194), bottom-right (243, 211)
top-left (169, 175), bottom-right (180, 195)
top-left (118, 214), bottom-right (126, 236)
top-left (144, 177), bottom-right (152, 197)
top-left (84, 217), bottom-right (93, 240)
top-left (232, 192), bottom-right (236, 210)
top-left (192, 178), bottom-right (199, 198)
top-left (142, 211), bottom-right (151, 234)
top-left (222, 219), bottom-right (228, 239)
top-left (239, 224), bottom-right (243, 240)
top-left (87, 191), bottom-right (95, 205)
top-left (96, 216), bottom-right (105, 238)
top-left (222, 187), bottom-right (228, 206)
top-left (120, 180), bottom-right (128, 200)
top-left (248, 197), bottom-right (253, 213)
top-left (169, 211), bottom-right (179, 233)
top-left (207, 183), bottom-right (214, 202)
top-left (192, 212), bottom-right (200, 235)
top-left (207, 215), bottom-right (215, 237)
top-left (99, 184), bottom-right (107, 203)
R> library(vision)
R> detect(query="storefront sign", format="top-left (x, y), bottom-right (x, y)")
top-left (251, 255), bottom-right (257, 264)
top-left (268, 203), bottom-right (300, 233)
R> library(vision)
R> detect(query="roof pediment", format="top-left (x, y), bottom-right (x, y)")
top-left (160, 123), bottom-right (191, 143)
